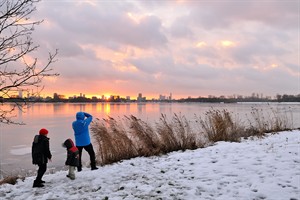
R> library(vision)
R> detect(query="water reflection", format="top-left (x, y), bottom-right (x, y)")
top-left (137, 103), bottom-right (145, 116)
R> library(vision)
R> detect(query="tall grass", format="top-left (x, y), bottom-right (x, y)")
top-left (245, 106), bottom-right (293, 137)
top-left (91, 117), bottom-right (138, 165)
top-left (91, 107), bottom-right (294, 166)
top-left (196, 109), bottom-right (244, 142)
top-left (124, 115), bottom-right (160, 156)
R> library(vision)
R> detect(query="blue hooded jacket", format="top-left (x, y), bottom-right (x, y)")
top-left (72, 112), bottom-right (93, 146)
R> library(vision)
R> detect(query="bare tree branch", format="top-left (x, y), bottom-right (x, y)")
top-left (0, 0), bottom-right (59, 124)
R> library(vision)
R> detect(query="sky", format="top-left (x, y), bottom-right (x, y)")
top-left (0, 130), bottom-right (299, 199)
top-left (28, 0), bottom-right (299, 99)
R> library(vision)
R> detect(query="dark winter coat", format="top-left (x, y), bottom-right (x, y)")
top-left (63, 139), bottom-right (79, 167)
top-left (32, 135), bottom-right (52, 165)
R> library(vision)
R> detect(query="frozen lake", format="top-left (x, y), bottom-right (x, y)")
top-left (0, 102), bottom-right (299, 176)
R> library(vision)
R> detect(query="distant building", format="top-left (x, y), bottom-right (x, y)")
top-left (18, 90), bottom-right (23, 98)
top-left (137, 93), bottom-right (146, 102)
top-left (159, 94), bottom-right (166, 100)
top-left (53, 93), bottom-right (65, 100)
top-left (45, 96), bottom-right (52, 101)
top-left (53, 93), bottom-right (59, 100)
top-left (92, 96), bottom-right (98, 101)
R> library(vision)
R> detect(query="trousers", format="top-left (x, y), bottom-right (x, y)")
top-left (36, 163), bottom-right (47, 182)
top-left (77, 143), bottom-right (96, 170)
top-left (68, 166), bottom-right (76, 179)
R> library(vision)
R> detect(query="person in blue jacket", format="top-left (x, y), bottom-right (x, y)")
top-left (72, 112), bottom-right (98, 171)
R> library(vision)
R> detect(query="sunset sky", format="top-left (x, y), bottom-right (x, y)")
top-left (30, 0), bottom-right (299, 99)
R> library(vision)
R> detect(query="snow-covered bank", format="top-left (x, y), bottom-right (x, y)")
top-left (0, 131), bottom-right (299, 200)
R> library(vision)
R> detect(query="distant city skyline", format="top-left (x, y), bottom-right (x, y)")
top-left (41, 91), bottom-right (277, 101)
top-left (8, 90), bottom-right (299, 103)
top-left (11, 89), bottom-right (297, 101)
top-left (28, 1), bottom-right (298, 99)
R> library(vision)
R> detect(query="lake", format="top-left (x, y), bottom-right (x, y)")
top-left (1, 102), bottom-right (299, 177)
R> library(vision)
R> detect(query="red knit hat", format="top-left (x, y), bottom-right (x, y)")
top-left (39, 128), bottom-right (49, 135)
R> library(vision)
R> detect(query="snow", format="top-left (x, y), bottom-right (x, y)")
top-left (0, 131), bottom-right (299, 200)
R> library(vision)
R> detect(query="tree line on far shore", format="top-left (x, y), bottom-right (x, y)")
top-left (2, 93), bottom-right (300, 103)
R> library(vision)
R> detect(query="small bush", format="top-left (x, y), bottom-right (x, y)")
top-left (196, 109), bottom-right (245, 142)
top-left (0, 175), bottom-right (24, 185)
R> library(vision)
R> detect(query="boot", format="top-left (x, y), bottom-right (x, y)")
top-left (38, 180), bottom-right (45, 183)
top-left (66, 175), bottom-right (75, 180)
top-left (33, 180), bottom-right (44, 188)
top-left (91, 161), bottom-right (98, 170)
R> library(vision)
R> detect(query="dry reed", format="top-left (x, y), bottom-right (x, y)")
top-left (89, 107), bottom-right (294, 167)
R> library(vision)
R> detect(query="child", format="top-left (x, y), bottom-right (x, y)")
top-left (62, 138), bottom-right (79, 180)
top-left (32, 128), bottom-right (52, 188)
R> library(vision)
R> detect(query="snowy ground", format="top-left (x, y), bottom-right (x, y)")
top-left (0, 130), bottom-right (299, 200)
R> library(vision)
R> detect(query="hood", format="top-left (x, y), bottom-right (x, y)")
top-left (63, 138), bottom-right (75, 149)
top-left (33, 135), bottom-right (39, 143)
top-left (76, 112), bottom-right (85, 120)
top-left (33, 134), bottom-right (48, 143)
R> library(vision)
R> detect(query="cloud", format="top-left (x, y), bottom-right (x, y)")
top-left (35, 1), bottom-right (167, 51)
top-left (183, 1), bottom-right (299, 30)
top-left (28, 0), bottom-right (299, 98)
